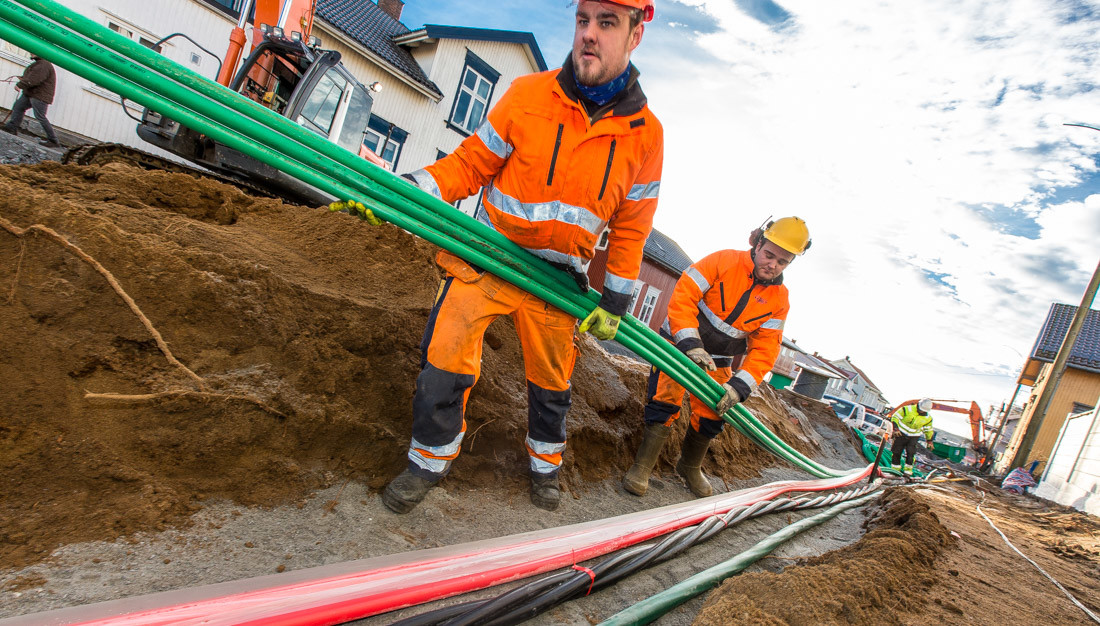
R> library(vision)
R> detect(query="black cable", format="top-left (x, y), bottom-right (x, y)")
top-left (399, 484), bottom-right (880, 626)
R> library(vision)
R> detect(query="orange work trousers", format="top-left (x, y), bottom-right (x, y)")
top-left (407, 254), bottom-right (578, 480)
top-left (643, 366), bottom-right (733, 439)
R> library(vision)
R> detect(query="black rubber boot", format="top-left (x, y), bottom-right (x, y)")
top-left (676, 427), bottom-right (714, 497)
top-left (622, 423), bottom-right (672, 496)
top-left (530, 473), bottom-right (561, 511)
top-left (382, 469), bottom-right (437, 514)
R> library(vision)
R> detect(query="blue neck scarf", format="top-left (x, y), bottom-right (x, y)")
top-left (575, 64), bottom-right (632, 106)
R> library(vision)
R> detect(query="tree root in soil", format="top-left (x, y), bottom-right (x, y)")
top-left (1, 216), bottom-right (283, 418)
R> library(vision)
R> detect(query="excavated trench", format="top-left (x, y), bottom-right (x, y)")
top-left (0, 162), bottom-right (835, 569)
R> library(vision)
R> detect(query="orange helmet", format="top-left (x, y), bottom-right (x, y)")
top-left (607, 0), bottom-right (655, 22)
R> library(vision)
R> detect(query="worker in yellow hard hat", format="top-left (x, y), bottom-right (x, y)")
top-left (623, 217), bottom-right (810, 498)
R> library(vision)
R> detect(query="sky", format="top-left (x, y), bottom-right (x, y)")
top-left (401, 0), bottom-right (1100, 440)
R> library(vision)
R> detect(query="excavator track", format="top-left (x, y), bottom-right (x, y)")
top-left (61, 143), bottom-right (281, 201)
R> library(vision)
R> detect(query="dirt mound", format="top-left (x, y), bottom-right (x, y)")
top-left (0, 162), bottom-right (841, 568)
top-left (695, 488), bottom-right (953, 625)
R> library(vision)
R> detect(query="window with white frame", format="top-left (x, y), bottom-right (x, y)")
top-left (628, 284), bottom-right (643, 313)
top-left (638, 288), bottom-right (661, 324)
top-left (362, 114), bottom-right (407, 171)
top-left (108, 21), bottom-right (162, 53)
top-left (449, 51), bottom-right (499, 135)
top-left (595, 229), bottom-right (610, 251)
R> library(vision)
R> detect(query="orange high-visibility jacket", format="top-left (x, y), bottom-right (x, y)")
top-left (663, 249), bottom-right (789, 393)
top-left (406, 59), bottom-right (664, 316)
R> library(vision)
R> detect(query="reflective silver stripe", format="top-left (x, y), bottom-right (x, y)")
top-left (408, 169), bottom-right (442, 199)
top-left (673, 327), bottom-right (701, 343)
top-left (626, 181), bottom-right (660, 201)
top-left (734, 369), bottom-right (757, 393)
top-left (526, 246), bottom-right (591, 274)
top-left (699, 302), bottom-right (747, 340)
top-left (475, 119), bottom-right (513, 160)
top-left (604, 272), bottom-right (634, 295)
top-left (485, 185), bottom-right (605, 235)
top-left (476, 200), bottom-right (591, 273)
top-left (761, 318), bottom-right (784, 330)
top-left (894, 422), bottom-right (922, 436)
top-left (685, 267), bottom-right (709, 293)
top-left (408, 432), bottom-right (465, 475)
top-left (526, 436), bottom-right (566, 474)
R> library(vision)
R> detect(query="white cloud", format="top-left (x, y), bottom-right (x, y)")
top-left (633, 0), bottom-right (1100, 411)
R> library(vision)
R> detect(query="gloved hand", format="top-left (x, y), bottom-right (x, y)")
top-left (715, 383), bottom-right (742, 415)
top-left (329, 199), bottom-right (383, 226)
top-left (926, 439), bottom-right (935, 450)
top-left (579, 307), bottom-right (621, 341)
top-left (685, 347), bottom-right (716, 371)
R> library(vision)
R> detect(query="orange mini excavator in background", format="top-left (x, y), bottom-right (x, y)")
top-left (133, 0), bottom-right (383, 204)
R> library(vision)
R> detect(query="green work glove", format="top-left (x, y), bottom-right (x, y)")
top-left (329, 199), bottom-right (382, 226)
top-left (579, 307), bottom-right (621, 341)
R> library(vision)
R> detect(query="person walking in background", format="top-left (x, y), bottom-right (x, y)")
top-left (2, 53), bottom-right (61, 148)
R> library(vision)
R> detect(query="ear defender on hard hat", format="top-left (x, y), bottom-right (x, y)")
top-left (751, 216), bottom-right (812, 255)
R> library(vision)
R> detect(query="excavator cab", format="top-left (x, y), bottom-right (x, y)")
top-left (136, 32), bottom-right (374, 204)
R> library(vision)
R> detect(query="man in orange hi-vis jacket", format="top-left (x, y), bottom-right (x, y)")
top-left (621, 217), bottom-right (811, 498)
top-left (363, 0), bottom-right (663, 514)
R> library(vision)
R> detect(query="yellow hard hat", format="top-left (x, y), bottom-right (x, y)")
top-left (762, 217), bottom-right (811, 255)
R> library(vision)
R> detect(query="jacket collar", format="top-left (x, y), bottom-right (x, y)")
top-left (556, 55), bottom-right (647, 122)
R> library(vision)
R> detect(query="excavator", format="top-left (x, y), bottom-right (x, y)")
top-left (65, 0), bottom-right (381, 205)
top-left (886, 399), bottom-right (992, 466)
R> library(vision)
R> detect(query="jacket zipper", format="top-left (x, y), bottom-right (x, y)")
top-left (546, 123), bottom-right (564, 186)
top-left (598, 139), bottom-right (617, 200)
top-left (719, 283), bottom-right (726, 310)
top-left (725, 282), bottom-right (756, 324)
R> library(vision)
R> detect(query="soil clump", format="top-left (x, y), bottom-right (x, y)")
top-left (695, 483), bottom-right (1100, 625)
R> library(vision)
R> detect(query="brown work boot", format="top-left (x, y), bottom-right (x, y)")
top-left (382, 469), bottom-right (437, 514)
top-left (676, 427), bottom-right (714, 497)
top-left (1, 125), bottom-right (17, 136)
top-left (530, 473), bottom-right (561, 511)
top-left (622, 423), bottom-right (672, 496)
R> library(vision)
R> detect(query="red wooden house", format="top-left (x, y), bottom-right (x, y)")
top-left (587, 228), bottom-right (693, 332)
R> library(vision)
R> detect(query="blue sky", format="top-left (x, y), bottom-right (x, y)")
top-left (401, 0), bottom-right (1100, 440)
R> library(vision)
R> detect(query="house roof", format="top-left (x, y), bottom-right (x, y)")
top-left (316, 0), bottom-right (443, 98)
top-left (1019, 303), bottom-right (1100, 385)
top-left (643, 229), bottom-right (693, 275)
top-left (828, 357), bottom-right (884, 393)
top-left (396, 25), bottom-right (548, 72)
top-left (793, 352), bottom-right (844, 379)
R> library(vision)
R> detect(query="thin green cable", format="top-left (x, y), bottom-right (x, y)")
top-left (599, 491), bottom-right (881, 625)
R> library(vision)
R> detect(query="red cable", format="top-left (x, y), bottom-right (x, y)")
top-left (47, 466), bottom-right (871, 626)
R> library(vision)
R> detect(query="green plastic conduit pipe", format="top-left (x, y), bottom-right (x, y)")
top-left (1, 0), bottom-right (847, 477)
top-left (599, 491), bottom-right (882, 625)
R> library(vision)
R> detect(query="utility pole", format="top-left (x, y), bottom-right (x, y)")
top-left (1010, 257), bottom-right (1100, 469)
